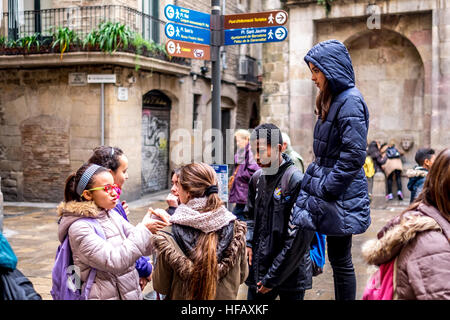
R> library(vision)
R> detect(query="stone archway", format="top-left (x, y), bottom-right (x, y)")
top-left (345, 28), bottom-right (425, 166)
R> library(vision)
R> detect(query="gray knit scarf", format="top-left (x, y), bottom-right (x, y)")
top-left (170, 197), bottom-right (236, 233)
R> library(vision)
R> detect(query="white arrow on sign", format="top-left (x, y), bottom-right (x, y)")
top-left (166, 24), bottom-right (175, 37)
top-left (166, 6), bottom-right (175, 19)
top-left (275, 12), bottom-right (287, 25)
top-left (275, 27), bottom-right (286, 40)
top-left (166, 40), bottom-right (176, 55)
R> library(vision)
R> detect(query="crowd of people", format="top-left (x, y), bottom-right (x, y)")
top-left (1, 39), bottom-right (448, 301)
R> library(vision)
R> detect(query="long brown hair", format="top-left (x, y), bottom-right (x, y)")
top-left (178, 162), bottom-right (223, 299)
top-left (178, 162), bottom-right (223, 213)
top-left (403, 148), bottom-right (450, 218)
top-left (315, 78), bottom-right (333, 120)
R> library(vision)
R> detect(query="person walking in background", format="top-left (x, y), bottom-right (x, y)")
top-left (362, 148), bottom-right (450, 299)
top-left (367, 141), bottom-right (387, 173)
top-left (407, 148), bottom-right (436, 204)
top-left (380, 142), bottom-right (404, 201)
top-left (88, 146), bottom-right (153, 291)
top-left (228, 129), bottom-right (259, 221)
top-left (293, 39), bottom-right (371, 300)
top-left (281, 132), bottom-right (305, 173)
top-left (363, 147), bottom-right (376, 201)
top-left (56, 163), bottom-right (169, 300)
top-left (245, 123), bottom-right (314, 301)
top-left (151, 163), bottom-right (248, 300)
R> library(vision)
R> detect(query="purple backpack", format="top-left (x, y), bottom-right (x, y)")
top-left (51, 218), bottom-right (106, 300)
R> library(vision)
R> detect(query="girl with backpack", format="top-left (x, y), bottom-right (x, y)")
top-left (56, 163), bottom-right (169, 300)
top-left (380, 142), bottom-right (404, 201)
top-left (293, 39), bottom-right (371, 300)
top-left (87, 146), bottom-right (155, 291)
top-left (151, 162), bottom-right (248, 300)
top-left (363, 148), bottom-right (450, 299)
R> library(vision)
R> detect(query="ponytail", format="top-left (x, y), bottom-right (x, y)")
top-left (187, 232), bottom-right (218, 300)
top-left (204, 193), bottom-right (222, 213)
top-left (63, 162), bottom-right (108, 203)
top-left (64, 173), bottom-right (78, 202)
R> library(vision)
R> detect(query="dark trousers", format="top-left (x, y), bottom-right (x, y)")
top-left (232, 203), bottom-right (246, 221)
top-left (327, 235), bottom-right (356, 300)
top-left (387, 169), bottom-right (402, 194)
top-left (247, 286), bottom-right (305, 301)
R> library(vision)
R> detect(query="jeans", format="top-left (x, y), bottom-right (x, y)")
top-left (247, 286), bottom-right (305, 301)
top-left (387, 169), bottom-right (402, 194)
top-left (327, 235), bottom-right (356, 300)
top-left (232, 203), bottom-right (246, 221)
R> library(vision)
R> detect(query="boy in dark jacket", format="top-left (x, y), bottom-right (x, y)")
top-left (245, 123), bottom-right (314, 301)
top-left (407, 148), bottom-right (435, 203)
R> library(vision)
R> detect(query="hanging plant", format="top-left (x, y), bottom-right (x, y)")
top-left (317, 0), bottom-right (333, 16)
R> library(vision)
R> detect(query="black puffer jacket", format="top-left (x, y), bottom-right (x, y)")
top-left (245, 154), bottom-right (314, 291)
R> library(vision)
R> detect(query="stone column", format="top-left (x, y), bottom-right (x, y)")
top-left (288, 4), bottom-right (317, 164)
top-left (432, 4), bottom-right (450, 151)
top-left (260, 0), bottom-right (290, 131)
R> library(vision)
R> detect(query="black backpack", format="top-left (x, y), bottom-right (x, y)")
top-left (0, 267), bottom-right (42, 300)
top-left (386, 146), bottom-right (401, 159)
top-left (252, 165), bottom-right (326, 276)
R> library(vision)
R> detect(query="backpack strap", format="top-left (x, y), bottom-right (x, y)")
top-left (78, 218), bottom-right (106, 300)
top-left (280, 165), bottom-right (299, 198)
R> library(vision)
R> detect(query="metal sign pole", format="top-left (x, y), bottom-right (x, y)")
top-left (101, 82), bottom-right (105, 146)
top-left (211, 0), bottom-right (222, 164)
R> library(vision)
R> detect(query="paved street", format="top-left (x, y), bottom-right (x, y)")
top-left (2, 192), bottom-right (409, 300)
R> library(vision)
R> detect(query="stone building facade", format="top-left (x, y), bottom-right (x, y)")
top-left (261, 0), bottom-right (450, 175)
top-left (0, 0), bottom-right (262, 202)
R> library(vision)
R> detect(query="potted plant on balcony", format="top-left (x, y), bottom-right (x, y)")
top-left (17, 33), bottom-right (41, 54)
top-left (51, 27), bottom-right (81, 59)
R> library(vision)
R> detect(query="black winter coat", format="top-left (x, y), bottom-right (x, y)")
top-left (293, 39), bottom-right (371, 236)
top-left (245, 154), bottom-right (314, 291)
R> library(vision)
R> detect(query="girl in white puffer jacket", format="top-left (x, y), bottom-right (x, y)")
top-left (57, 162), bottom-right (169, 300)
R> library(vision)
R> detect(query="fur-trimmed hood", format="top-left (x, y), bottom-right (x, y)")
top-left (151, 220), bottom-right (247, 281)
top-left (57, 201), bottom-right (105, 243)
top-left (406, 167), bottom-right (428, 178)
top-left (362, 203), bottom-right (447, 266)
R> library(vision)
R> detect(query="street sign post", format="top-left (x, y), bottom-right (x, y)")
top-left (224, 10), bottom-right (288, 29)
top-left (164, 4), bottom-right (210, 29)
top-left (166, 40), bottom-right (211, 60)
top-left (165, 22), bottom-right (211, 45)
top-left (224, 26), bottom-right (288, 45)
top-left (87, 74), bottom-right (116, 145)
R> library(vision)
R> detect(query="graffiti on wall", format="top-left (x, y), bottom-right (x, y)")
top-left (141, 108), bottom-right (170, 194)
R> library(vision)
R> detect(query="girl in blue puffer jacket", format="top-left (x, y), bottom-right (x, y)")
top-left (292, 39), bottom-right (371, 300)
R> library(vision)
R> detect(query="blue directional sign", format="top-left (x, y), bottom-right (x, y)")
top-left (164, 4), bottom-right (210, 29)
top-left (165, 22), bottom-right (210, 45)
top-left (224, 26), bottom-right (288, 46)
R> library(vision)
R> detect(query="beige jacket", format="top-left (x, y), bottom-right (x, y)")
top-left (152, 220), bottom-right (248, 300)
top-left (57, 201), bottom-right (153, 300)
top-left (362, 203), bottom-right (450, 300)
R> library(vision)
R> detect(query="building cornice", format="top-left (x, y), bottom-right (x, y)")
top-left (0, 51), bottom-right (191, 76)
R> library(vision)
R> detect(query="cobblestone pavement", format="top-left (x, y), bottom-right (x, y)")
top-left (2, 196), bottom-right (409, 300)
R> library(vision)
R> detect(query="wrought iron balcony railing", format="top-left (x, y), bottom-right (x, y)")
top-left (1, 5), bottom-right (166, 43)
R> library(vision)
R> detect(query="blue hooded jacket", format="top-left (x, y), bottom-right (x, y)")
top-left (292, 40), bottom-right (371, 235)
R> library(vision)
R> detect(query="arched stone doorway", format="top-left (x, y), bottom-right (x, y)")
top-left (141, 90), bottom-right (171, 194)
top-left (345, 28), bottom-right (425, 166)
